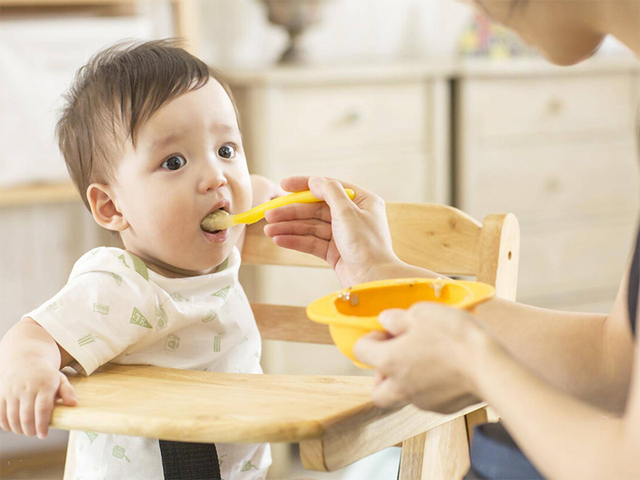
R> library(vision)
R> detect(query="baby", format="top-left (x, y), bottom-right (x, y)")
top-left (0, 40), bottom-right (275, 479)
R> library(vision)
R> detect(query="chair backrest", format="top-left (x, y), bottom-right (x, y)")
top-left (243, 203), bottom-right (520, 343)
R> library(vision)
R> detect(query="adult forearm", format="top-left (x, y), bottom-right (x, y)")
top-left (369, 259), bottom-right (440, 283)
top-left (370, 260), bottom-right (633, 412)
top-left (469, 336), bottom-right (638, 479)
top-left (475, 298), bottom-right (633, 412)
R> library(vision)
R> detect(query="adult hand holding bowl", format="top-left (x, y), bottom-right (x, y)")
top-left (307, 278), bottom-right (495, 369)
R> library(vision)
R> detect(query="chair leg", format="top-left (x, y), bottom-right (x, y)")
top-left (464, 408), bottom-right (489, 447)
top-left (399, 416), bottom-right (470, 480)
top-left (62, 437), bottom-right (75, 480)
top-left (398, 431), bottom-right (427, 480)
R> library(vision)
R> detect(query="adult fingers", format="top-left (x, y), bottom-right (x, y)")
top-left (34, 390), bottom-right (55, 439)
top-left (308, 177), bottom-right (356, 217)
top-left (58, 375), bottom-right (77, 406)
top-left (281, 175), bottom-right (383, 213)
top-left (281, 176), bottom-right (368, 196)
top-left (353, 331), bottom-right (395, 372)
top-left (264, 202), bottom-right (331, 224)
top-left (6, 398), bottom-right (23, 435)
top-left (19, 393), bottom-right (36, 437)
top-left (371, 378), bottom-right (407, 409)
top-left (280, 176), bottom-right (315, 193)
top-left (378, 309), bottom-right (410, 337)
top-left (264, 219), bottom-right (332, 241)
top-left (271, 235), bottom-right (330, 261)
top-left (0, 398), bottom-right (9, 432)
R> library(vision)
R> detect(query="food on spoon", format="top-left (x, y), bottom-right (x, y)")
top-left (201, 209), bottom-right (233, 232)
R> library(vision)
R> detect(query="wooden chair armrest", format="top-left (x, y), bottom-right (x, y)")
top-left (477, 213), bottom-right (519, 300)
top-left (251, 303), bottom-right (333, 344)
top-left (300, 402), bottom-right (486, 472)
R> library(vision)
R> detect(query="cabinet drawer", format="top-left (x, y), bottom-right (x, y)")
top-left (460, 140), bottom-right (640, 224)
top-left (516, 218), bottom-right (636, 299)
top-left (272, 83), bottom-right (428, 153)
top-left (464, 74), bottom-right (636, 139)
top-left (272, 153), bottom-right (430, 203)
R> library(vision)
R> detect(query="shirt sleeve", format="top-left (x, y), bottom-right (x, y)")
top-left (25, 249), bottom-right (157, 375)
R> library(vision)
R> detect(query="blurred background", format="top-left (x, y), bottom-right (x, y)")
top-left (0, 0), bottom-right (639, 478)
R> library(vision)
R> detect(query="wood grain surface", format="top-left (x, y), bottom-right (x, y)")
top-left (51, 364), bottom-right (378, 443)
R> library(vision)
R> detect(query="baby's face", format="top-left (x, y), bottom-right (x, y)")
top-left (112, 79), bottom-right (252, 275)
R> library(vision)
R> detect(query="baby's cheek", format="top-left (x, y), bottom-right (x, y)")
top-left (238, 194), bottom-right (252, 215)
top-left (150, 203), bottom-right (189, 240)
top-left (155, 204), bottom-right (181, 228)
top-left (230, 170), bottom-right (252, 213)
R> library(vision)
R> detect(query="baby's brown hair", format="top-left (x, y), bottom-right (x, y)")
top-left (56, 39), bottom-right (238, 211)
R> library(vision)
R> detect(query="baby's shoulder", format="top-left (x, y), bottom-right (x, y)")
top-left (70, 247), bottom-right (150, 283)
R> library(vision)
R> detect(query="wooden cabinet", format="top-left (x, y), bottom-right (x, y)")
top-left (455, 61), bottom-right (640, 311)
top-left (226, 63), bottom-right (454, 204)
top-left (226, 60), bottom-right (640, 379)
top-left (229, 59), bottom-right (640, 321)
top-left (271, 82), bottom-right (428, 153)
top-left (463, 74), bottom-right (635, 139)
top-left (224, 63), bottom-right (453, 376)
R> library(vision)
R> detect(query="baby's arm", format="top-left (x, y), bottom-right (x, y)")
top-left (238, 175), bottom-right (285, 253)
top-left (250, 174), bottom-right (286, 205)
top-left (0, 317), bottom-right (76, 439)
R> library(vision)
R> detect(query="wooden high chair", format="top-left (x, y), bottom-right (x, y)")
top-left (52, 203), bottom-right (519, 480)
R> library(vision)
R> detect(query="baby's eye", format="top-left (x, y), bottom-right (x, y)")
top-left (161, 155), bottom-right (187, 171)
top-left (218, 145), bottom-right (236, 159)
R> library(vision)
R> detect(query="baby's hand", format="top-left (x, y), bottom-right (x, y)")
top-left (0, 358), bottom-right (76, 438)
top-left (250, 174), bottom-right (286, 207)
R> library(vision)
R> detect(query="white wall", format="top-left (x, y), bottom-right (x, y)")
top-left (199, 0), bottom-right (472, 67)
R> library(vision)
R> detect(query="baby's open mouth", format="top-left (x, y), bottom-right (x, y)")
top-left (201, 208), bottom-right (230, 234)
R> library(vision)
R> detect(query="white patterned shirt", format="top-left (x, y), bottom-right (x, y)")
top-left (26, 246), bottom-right (271, 480)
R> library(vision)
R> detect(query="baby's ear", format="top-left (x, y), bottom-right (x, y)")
top-left (87, 184), bottom-right (129, 232)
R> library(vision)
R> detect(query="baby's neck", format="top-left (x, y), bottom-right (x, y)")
top-left (124, 248), bottom-right (220, 278)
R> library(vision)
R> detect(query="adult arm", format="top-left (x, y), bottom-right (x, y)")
top-left (265, 176), bottom-right (635, 412)
top-left (355, 299), bottom-right (640, 479)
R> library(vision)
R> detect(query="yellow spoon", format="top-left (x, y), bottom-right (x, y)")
top-left (201, 188), bottom-right (356, 232)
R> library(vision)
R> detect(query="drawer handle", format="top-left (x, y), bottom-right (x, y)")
top-left (342, 109), bottom-right (363, 125)
top-left (547, 98), bottom-right (564, 115)
top-left (544, 176), bottom-right (562, 193)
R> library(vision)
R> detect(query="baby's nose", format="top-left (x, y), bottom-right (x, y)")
top-left (200, 165), bottom-right (226, 192)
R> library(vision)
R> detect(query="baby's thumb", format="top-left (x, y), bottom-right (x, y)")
top-left (58, 374), bottom-right (77, 406)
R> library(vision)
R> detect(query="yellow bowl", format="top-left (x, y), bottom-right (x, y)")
top-left (306, 278), bottom-right (495, 368)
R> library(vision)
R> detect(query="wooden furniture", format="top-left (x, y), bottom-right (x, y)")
top-left (0, 2), bottom-right (199, 463)
top-left (455, 59), bottom-right (640, 313)
top-left (224, 63), bottom-right (455, 381)
top-left (0, 0), bottom-right (200, 53)
top-left (225, 63), bottom-right (454, 206)
top-left (52, 202), bottom-right (520, 479)
top-left (2, 57), bottom-right (634, 476)
top-left (0, 182), bottom-right (79, 207)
